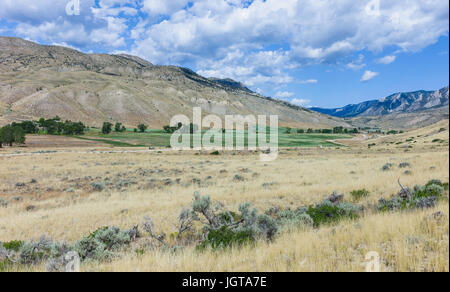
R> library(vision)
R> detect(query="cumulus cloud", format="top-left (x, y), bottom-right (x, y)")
top-left (376, 55), bottom-right (396, 64)
top-left (0, 0), bottom-right (448, 87)
top-left (361, 70), bottom-right (379, 82)
top-left (275, 91), bottom-right (295, 98)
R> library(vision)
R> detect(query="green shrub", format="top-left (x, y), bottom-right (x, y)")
top-left (210, 151), bottom-right (220, 155)
top-left (197, 226), bottom-right (254, 250)
top-left (2, 240), bottom-right (24, 252)
top-left (306, 200), bottom-right (358, 227)
top-left (350, 189), bottom-right (370, 201)
top-left (377, 180), bottom-right (446, 212)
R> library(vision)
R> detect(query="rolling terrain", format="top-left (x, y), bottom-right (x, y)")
top-left (0, 37), bottom-right (348, 129)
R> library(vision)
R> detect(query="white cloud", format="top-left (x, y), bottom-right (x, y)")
top-left (346, 54), bottom-right (366, 70)
top-left (376, 55), bottom-right (396, 64)
top-left (298, 79), bottom-right (318, 84)
top-left (291, 98), bottom-right (311, 106)
top-left (142, 0), bottom-right (189, 16)
top-left (361, 70), bottom-right (379, 82)
top-left (275, 91), bottom-right (295, 98)
top-left (0, 0), bottom-right (448, 87)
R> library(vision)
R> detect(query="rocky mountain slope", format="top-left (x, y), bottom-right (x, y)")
top-left (0, 37), bottom-right (348, 129)
top-left (311, 87), bottom-right (449, 118)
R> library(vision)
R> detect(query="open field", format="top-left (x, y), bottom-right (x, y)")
top-left (0, 120), bottom-right (449, 271)
top-left (75, 127), bottom-right (353, 148)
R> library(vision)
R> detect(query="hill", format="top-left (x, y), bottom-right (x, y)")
top-left (0, 37), bottom-right (348, 129)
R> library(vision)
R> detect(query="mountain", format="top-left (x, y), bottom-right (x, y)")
top-left (0, 37), bottom-right (349, 129)
top-left (311, 87), bottom-right (449, 118)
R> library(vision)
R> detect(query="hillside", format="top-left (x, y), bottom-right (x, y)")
top-left (347, 106), bottom-right (449, 130)
top-left (0, 37), bottom-right (348, 129)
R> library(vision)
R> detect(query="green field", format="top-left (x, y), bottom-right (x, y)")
top-left (75, 128), bottom-right (353, 148)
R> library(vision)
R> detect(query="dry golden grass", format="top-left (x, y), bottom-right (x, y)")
top-left (0, 123), bottom-right (448, 272)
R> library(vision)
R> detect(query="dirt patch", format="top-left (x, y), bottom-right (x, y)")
top-left (20, 135), bottom-right (108, 148)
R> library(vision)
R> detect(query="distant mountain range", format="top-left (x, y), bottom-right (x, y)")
top-left (311, 87), bottom-right (449, 118)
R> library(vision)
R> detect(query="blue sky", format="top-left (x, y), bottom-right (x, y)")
top-left (0, 0), bottom-right (448, 108)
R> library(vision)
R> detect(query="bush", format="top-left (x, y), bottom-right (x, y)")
top-left (74, 226), bottom-right (132, 261)
top-left (399, 162), bottom-right (411, 168)
top-left (197, 226), bottom-right (254, 250)
top-left (350, 189), bottom-right (370, 201)
top-left (210, 151), bottom-right (220, 155)
top-left (0, 198), bottom-right (8, 207)
top-left (276, 209), bottom-right (314, 231)
top-left (1, 240), bottom-right (24, 252)
top-left (91, 182), bottom-right (104, 192)
top-left (18, 236), bottom-right (70, 265)
top-left (381, 163), bottom-right (393, 171)
top-left (190, 194), bottom-right (279, 250)
top-left (306, 200), bottom-right (358, 227)
top-left (377, 180), bottom-right (446, 212)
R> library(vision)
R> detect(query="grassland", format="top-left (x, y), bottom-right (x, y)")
top-left (0, 121), bottom-right (448, 272)
top-left (74, 127), bottom-right (353, 148)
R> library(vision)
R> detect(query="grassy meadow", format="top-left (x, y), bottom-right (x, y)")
top-left (73, 127), bottom-right (353, 148)
top-left (0, 121), bottom-right (448, 272)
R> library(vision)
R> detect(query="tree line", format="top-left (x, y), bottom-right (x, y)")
top-left (101, 122), bottom-right (148, 134)
top-left (0, 117), bottom-right (87, 147)
top-left (286, 126), bottom-right (359, 134)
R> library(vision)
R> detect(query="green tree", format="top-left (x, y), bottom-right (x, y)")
top-left (307, 128), bottom-right (313, 134)
top-left (333, 126), bottom-right (344, 134)
top-left (137, 124), bottom-right (148, 133)
top-left (0, 126), bottom-right (14, 146)
top-left (297, 129), bottom-right (305, 134)
top-left (12, 126), bottom-right (26, 144)
top-left (115, 122), bottom-right (125, 132)
top-left (102, 122), bottom-right (113, 134)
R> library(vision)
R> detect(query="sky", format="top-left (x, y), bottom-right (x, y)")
top-left (0, 0), bottom-right (448, 108)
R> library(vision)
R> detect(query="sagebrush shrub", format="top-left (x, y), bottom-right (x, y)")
top-left (75, 226), bottom-right (132, 261)
top-left (377, 180), bottom-right (446, 211)
top-left (0, 198), bottom-right (8, 207)
top-left (381, 163), bottom-right (393, 171)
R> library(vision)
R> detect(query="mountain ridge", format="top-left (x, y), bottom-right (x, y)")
top-left (311, 86), bottom-right (449, 118)
top-left (0, 36), bottom-right (349, 129)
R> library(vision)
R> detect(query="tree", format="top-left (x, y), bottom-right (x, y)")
top-left (11, 121), bottom-right (38, 134)
top-left (307, 128), bottom-right (313, 134)
top-left (297, 129), bottom-right (305, 134)
top-left (0, 126), bottom-right (14, 146)
top-left (12, 126), bottom-right (26, 144)
top-left (285, 127), bottom-right (292, 134)
top-left (138, 124), bottom-right (148, 133)
top-left (102, 122), bottom-right (113, 134)
top-left (333, 126), bottom-right (344, 134)
top-left (115, 122), bottom-right (126, 132)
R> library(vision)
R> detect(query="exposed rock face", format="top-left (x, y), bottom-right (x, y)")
top-left (311, 87), bottom-right (449, 117)
top-left (0, 37), bottom-right (349, 129)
